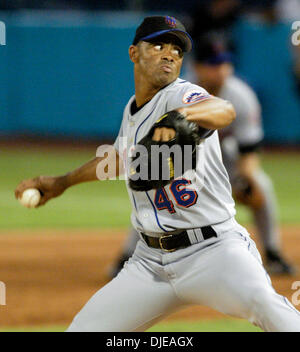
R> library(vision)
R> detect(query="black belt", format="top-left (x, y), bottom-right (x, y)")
top-left (141, 226), bottom-right (217, 252)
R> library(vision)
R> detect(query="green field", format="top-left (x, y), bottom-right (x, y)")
top-left (1, 147), bottom-right (299, 332)
top-left (0, 319), bottom-right (262, 332)
top-left (1, 147), bottom-right (300, 229)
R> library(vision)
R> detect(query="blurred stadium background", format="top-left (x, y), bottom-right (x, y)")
top-left (0, 0), bottom-right (299, 332)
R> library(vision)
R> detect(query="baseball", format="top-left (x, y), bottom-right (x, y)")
top-left (19, 188), bottom-right (41, 208)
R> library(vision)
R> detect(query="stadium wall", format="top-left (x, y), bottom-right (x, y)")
top-left (0, 11), bottom-right (299, 143)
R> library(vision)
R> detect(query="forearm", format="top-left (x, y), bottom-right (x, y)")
top-left (178, 97), bottom-right (236, 130)
top-left (63, 157), bottom-right (102, 188)
top-left (63, 150), bottom-right (122, 189)
top-left (15, 150), bottom-right (122, 206)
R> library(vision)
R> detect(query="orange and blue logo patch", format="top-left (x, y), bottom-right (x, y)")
top-left (165, 16), bottom-right (176, 28)
top-left (182, 90), bottom-right (210, 104)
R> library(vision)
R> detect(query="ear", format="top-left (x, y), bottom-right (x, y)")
top-left (129, 45), bottom-right (139, 63)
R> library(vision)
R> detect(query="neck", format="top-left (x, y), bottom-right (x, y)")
top-left (135, 85), bottom-right (160, 107)
top-left (134, 67), bottom-right (173, 107)
top-left (134, 75), bottom-right (159, 107)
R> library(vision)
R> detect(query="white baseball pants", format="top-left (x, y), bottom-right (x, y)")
top-left (67, 219), bottom-right (300, 332)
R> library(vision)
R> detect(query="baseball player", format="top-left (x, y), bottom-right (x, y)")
top-left (109, 36), bottom-right (295, 277)
top-left (15, 16), bottom-right (300, 332)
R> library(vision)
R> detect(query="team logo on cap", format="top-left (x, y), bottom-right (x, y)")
top-left (182, 90), bottom-right (210, 104)
top-left (165, 16), bottom-right (176, 28)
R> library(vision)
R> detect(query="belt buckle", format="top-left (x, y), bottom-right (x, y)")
top-left (159, 234), bottom-right (176, 252)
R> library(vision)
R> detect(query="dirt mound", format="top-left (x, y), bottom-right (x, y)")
top-left (0, 227), bottom-right (299, 327)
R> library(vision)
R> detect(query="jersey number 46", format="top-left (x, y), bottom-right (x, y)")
top-left (154, 179), bottom-right (198, 213)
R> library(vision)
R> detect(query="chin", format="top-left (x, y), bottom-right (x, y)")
top-left (154, 74), bottom-right (176, 88)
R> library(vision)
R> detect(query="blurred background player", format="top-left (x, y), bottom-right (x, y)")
top-left (109, 35), bottom-right (296, 278)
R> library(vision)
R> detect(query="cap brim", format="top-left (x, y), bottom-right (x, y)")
top-left (140, 29), bottom-right (193, 52)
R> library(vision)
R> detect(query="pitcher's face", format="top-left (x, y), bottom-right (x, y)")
top-left (131, 40), bottom-right (184, 89)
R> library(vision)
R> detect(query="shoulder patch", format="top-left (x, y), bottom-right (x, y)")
top-left (182, 90), bottom-right (210, 104)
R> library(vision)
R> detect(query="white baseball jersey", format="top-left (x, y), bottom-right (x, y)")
top-left (114, 78), bottom-right (236, 235)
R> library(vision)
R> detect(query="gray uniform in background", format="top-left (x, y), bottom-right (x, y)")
top-left (219, 75), bottom-right (263, 157)
top-left (219, 75), bottom-right (281, 253)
